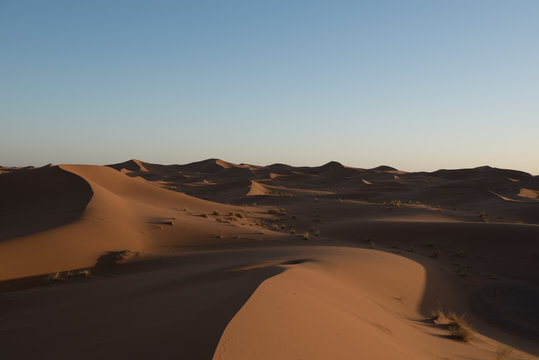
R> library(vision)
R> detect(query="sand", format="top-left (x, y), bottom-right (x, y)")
top-left (0, 159), bottom-right (537, 359)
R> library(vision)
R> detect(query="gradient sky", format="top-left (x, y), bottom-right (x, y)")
top-left (1, 0), bottom-right (538, 173)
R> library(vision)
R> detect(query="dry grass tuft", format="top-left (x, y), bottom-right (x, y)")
top-left (429, 308), bottom-right (447, 322)
top-left (302, 232), bottom-right (310, 240)
top-left (449, 324), bottom-right (473, 342)
top-left (268, 208), bottom-right (287, 216)
top-left (479, 211), bottom-right (489, 223)
top-left (368, 238), bottom-right (375, 249)
top-left (429, 309), bottom-right (473, 342)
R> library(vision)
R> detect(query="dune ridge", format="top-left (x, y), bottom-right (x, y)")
top-left (0, 159), bottom-right (537, 359)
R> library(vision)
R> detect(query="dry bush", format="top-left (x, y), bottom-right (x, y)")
top-left (302, 232), bottom-right (310, 240)
top-left (268, 208), bottom-right (286, 216)
top-left (479, 211), bottom-right (489, 223)
top-left (449, 324), bottom-right (473, 342)
top-left (78, 269), bottom-right (91, 278)
top-left (429, 308), bottom-right (447, 322)
top-left (46, 272), bottom-right (65, 283)
top-left (430, 310), bottom-right (474, 342)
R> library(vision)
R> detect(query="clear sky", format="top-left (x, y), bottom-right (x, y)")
top-left (1, 0), bottom-right (538, 173)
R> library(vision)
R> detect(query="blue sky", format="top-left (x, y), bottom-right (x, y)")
top-left (1, 0), bottom-right (538, 173)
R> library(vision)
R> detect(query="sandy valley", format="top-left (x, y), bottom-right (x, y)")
top-left (0, 159), bottom-right (538, 359)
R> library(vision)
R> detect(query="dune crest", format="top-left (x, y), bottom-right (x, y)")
top-left (0, 159), bottom-right (537, 359)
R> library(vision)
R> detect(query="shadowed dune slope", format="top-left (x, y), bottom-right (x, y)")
top-left (0, 166), bottom-right (93, 241)
top-left (0, 165), bottom-right (246, 281)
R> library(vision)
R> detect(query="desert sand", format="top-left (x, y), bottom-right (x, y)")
top-left (0, 159), bottom-right (538, 359)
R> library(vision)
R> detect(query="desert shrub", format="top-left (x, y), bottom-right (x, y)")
top-left (268, 208), bottom-right (286, 216)
top-left (200, 213), bottom-right (209, 218)
top-left (479, 212), bottom-right (489, 223)
top-left (46, 272), bottom-right (65, 283)
top-left (302, 232), bottom-right (310, 240)
top-left (212, 210), bottom-right (220, 216)
top-left (449, 323), bottom-right (473, 342)
top-left (429, 308), bottom-right (446, 322)
top-left (290, 229), bottom-right (296, 234)
top-left (429, 309), bottom-right (473, 342)
top-left (78, 269), bottom-right (91, 278)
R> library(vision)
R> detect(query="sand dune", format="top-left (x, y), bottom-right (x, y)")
top-left (0, 159), bottom-right (538, 359)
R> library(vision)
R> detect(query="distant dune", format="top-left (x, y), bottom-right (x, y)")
top-left (0, 159), bottom-right (537, 359)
